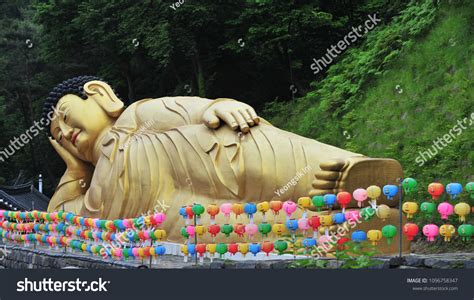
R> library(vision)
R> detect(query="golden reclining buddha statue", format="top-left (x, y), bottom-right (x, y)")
top-left (44, 76), bottom-right (407, 252)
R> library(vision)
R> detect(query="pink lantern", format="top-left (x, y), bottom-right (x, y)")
top-left (422, 224), bottom-right (439, 242)
top-left (132, 247), bottom-right (139, 258)
top-left (153, 213), bottom-right (166, 225)
top-left (186, 225), bottom-right (196, 237)
top-left (353, 188), bottom-right (368, 208)
top-left (344, 210), bottom-right (361, 222)
top-left (298, 217), bottom-right (310, 234)
top-left (282, 200), bottom-right (297, 218)
top-left (437, 202), bottom-right (454, 220)
top-left (220, 203), bottom-right (233, 218)
top-left (245, 223), bottom-right (258, 240)
top-left (115, 248), bottom-right (123, 258)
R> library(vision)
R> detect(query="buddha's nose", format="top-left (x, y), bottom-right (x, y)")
top-left (59, 121), bottom-right (73, 139)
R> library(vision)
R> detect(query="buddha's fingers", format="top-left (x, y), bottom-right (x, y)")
top-left (312, 179), bottom-right (337, 190)
top-left (314, 170), bottom-right (341, 181)
top-left (319, 159), bottom-right (346, 171)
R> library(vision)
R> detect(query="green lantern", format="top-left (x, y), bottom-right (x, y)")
top-left (258, 222), bottom-right (272, 237)
top-left (311, 196), bottom-right (324, 211)
top-left (221, 224), bottom-right (234, 237)
top-left (466, 182), bottom-right (474, 199)
top-left (420, 202), bottom-right (436, 215)
top-left (192, 203), bottom-right (205, 216)
top-left (402, 178), bottom-right (417, 194)
top-left (181, 227), bottom-right (189, 239)
top-left (457, 224), bottom-right (472, 241)
top-left (216, 243), bottom-right (228, 257)
top-left (274, 240), bottom-right (288, 254)
top-left (381, 225), bottom-right (397, 245)
top-left (360, 207), bottom-right (375, 221)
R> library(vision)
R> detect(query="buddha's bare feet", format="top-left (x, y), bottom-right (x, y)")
top-left (309, 157), bottom-right (403, 207)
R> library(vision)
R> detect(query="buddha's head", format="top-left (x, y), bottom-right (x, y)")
top-left (43, 76), bottom-right (125, 163)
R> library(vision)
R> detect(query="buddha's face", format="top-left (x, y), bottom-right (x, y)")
top-left (50, 94), bottom-right (114, 162)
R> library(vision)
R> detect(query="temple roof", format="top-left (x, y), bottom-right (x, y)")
top-left (0, 182), bottom-right (49, 211)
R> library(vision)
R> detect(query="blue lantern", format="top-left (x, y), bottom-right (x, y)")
top-left (244, 203), bottom-right (257, 219)
top-left (285, 219), bottom-right (298, 232)
top-left (179, 206), bottom-right (187, 219)
top-left (382, 185), bottom-right (398, 200)
top-left (446, 183), bottom-right (462, 199)
top-left (187, 243), bottom-right (196, 256)
top-left (155, 245), bottom-right (166, 256)
top-left (249, 243), bottom-right (261, 256)
top-left (332, 212), bottom-right (346, 224)
top-left (302, 238), bottom-right (317, 247)
top-left (323, 194), bottom-right (337, 209)
top-left (351, 230), bottom-right (367, 242)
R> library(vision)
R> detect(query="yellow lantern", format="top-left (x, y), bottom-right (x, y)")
top-left (454, 202), bottom-right (470, 222)
top-left (439, 224), bottom-right (456, 242)
top-left (180, 244), bottom-right (188, 255)
top-left (376, 204), bottom-right (391, 221)
top-left (153, 229), bottom-right (166, 241)
top-left (367, 230), bottom-right (382, 245)
top-left (320, 215), bottom-right (333, 226)
top-left (297, 197), bottom-right (311, 209)
top-left (402, 202), bottom-right (419, 219)
top-left (257, 201), bottom-right (270, 213)
top-left (149, 247), bottom-right (155, 256)
top-left (195, 225), bottom-right (206, 236)
top-left (206, 243), bottom-right (217, 256)
top-left (367, 185), bottom-right (381, 199)
top-left (232, 203), bottom-right (244, 218)
top-left (238, 243), bottom-right (249, 256)
top-left (272, 223), bottom-right (286, 236)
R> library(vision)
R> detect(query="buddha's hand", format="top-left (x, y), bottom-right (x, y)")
top-left (48, 137), bottom-right (89, 175)
top-left (202, 98), bottom-right (260, 133)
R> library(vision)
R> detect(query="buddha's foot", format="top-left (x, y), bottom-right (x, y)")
top-left (308, 156), bottom-right (403, 204)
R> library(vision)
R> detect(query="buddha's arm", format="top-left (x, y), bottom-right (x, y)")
top-left (134, 96), bottom-right (260, 132)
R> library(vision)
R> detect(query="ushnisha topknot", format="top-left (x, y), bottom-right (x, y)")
top-left (42, 75), bottom-right (122, 123)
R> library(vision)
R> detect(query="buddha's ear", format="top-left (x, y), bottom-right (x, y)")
top-left (84, 80), bottom-right (125, 118)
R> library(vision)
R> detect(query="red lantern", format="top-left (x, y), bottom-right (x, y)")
top-left (308, 216), bottom-right (321, 230)
top-left (234, 223), bottom-right (246, 237)
top-left (336, 192), bottom-right (352, 210)
top-left (185, 205), bottom-right (194, 218)
top-left (228, 243), bottom-right (239, 255)
top-left (403, 223), bottom-right (419, 241)
top-left (208, 224), bottom-right (220, 238)
top-left (270, 200), bottom-right (283, 215)
top-left (196, 243), bottom-right (207, 257)
top-left (261, 241), bottom-right (274, 256)
top-left (428, 183), bottom-right (444, 200)
top-left (337, 237), bottom-right (350, 251)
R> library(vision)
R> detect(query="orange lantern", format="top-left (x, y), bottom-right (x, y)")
top-left (270, 200), bottom-right (283, 215)
top-left (428, 183), bottom-right (444, 200)
top-left (234, 223), bottom-right (246, 237)
top-left (261, 241), bottom-right (274, 256)
top-left (232, 203), bottom-right (244, 219)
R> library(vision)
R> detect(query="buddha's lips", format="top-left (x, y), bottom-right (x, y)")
top-left (71, 131), bottom-right (80, 146)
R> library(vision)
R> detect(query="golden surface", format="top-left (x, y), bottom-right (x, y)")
top-left (47, 80), bottom-right (406, 253)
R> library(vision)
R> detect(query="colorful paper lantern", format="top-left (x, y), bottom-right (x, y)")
top-left (206, 243), bottom-right (217, 257)
top-left (465, 182), bottom-right (474, 199)
top-left (249, 243), bottom-right (261, 256)
top-left (234, 223), bottom-right (246, 237)
top-left (336, 237), bottom-right (350, 251)
top-left (367, 230), bottom-right (382, 245)
top-left (336, 192), bottom-right (352, 210)
top-left (270, 200), bottom-right (283, 215)
top-left (232, 203), bottom-right (244, 219)
top-left (402, 178), bottom-right (417, 194)
top-left (311, 196), bottom-right (325, 211)
top-left (351, 230), bottom-right (367, 242)
top-left (360, 207), bottom-right (375, 221)
top-left (402, 202), bottom-right (418, 219)
top-left (422, 224), bottom-right (439, 242)
top-left (353, 188), bottom-right (368, 208)
top-left (180, 227), bottom-right (189, 239)
top-left (274, 240), bottom-right (288, 254)
top-left (220, 203), bottom-right (232, 218)
top-left (238, 243), bottom-right (249, 256)
top-left (446, 183), bottom-right (462, 199)
top-left (257, 201), bottom-right (269, 215)
top-left (457, 224), bottom-right (472, 241)
top-left (403, 223), bottom-right (418, 241)
top-left (216, 243), bottom-right (228, 257)
top-left (420, 202), bottom-right (436, 216)
top-left (244, 203), bottom-right (257, 219)
top-left (367, 185), bottom-right (381, 201)
top-left (344, 210), bottom-right (360, 223)
top-left (439, 224), bottom-right (456, 242)
top-left (383, 185), bottom-right (398, 200)
top-left (195, 225), bottom-right (206, 236)
top-left (298, 217), bottom-right (310, 234)
top-left (319, 215), bottom-right (333, 227)
top-left (272, 223), bottom-right (285, 236)
top-left (428, 182), bottom-right (444, 200)
top-left (285, 219), bottom-right (298, 232)
top-left (437, 202), bottom-right (454, 220)
top-left (332, 213), bottom-right (346, 224)
top-left (208, 224), bottom-right (220, 238)
top-left (261, 241), bottom-right (274, 256)
top-left (186, 225), bottom-right (196, 237)
top-left (302, 238), bottom-right (317, 248)
top-left (221, 224), bottom-right (234, 237)
top-left (207, 204), bottom-right (220, 223)
top-left (454, 202), bottom-right (470, 222)
top-left (245, 223), bottom-right (258, 239)
top-left (376, 204), bottom-right (391, 221)
top-left (228, 243), bottom-right (239, 256)
top-left (258, 222), bottom-right (272, 237)
top-left (381, 225), bottom-right (397, 245)
top-left (282, 200), bottom-right (297, 218)
top-left (323, 194), bottom-right (336, 209)
top-left (297, 197), bottom-right (311, 209)
top-left (196, 243), bottom-right (207, 257)
top-left (192, 204), bottom-right (205, 217)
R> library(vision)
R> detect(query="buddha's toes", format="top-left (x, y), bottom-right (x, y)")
top-left (309, 157), bottom-right (403, 208)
